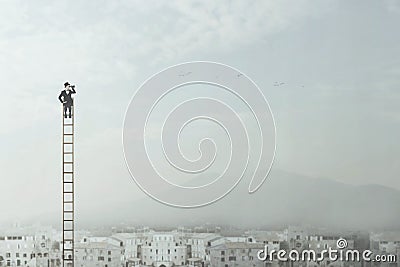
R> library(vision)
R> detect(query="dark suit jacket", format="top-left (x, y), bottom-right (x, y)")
top-left (58, 88), bottom-right (76, 106)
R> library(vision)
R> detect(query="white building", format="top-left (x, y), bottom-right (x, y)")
top-left (209, 241), bottom-right (265, 267)
top-left (74, 237), bottom-right (124, 267)
top-left (0, 224), bottom-right (61, 267)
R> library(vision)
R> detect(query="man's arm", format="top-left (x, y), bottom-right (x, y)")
top-left (58, 92), bottom-right (64, 103)
top-left (71, 87), bottom-right (76, 94)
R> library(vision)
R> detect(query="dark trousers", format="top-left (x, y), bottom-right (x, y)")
top-left (64, 105), bottom-right (73, 118)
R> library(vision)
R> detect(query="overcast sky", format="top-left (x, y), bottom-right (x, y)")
top-left (0, 0), bottom-right (399, 224)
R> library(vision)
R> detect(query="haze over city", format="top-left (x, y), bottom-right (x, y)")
top-left (0, 1), bottom-right (399, 229)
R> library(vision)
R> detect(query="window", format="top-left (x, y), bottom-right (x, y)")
top-left (221, 257), bottom-right (225, 262)
top-left (221, 251), bottom-right (225, 256)
top-left (98, 256), bottom-right (105, 261)
top-left (228, 256), bottom-right (236, 261)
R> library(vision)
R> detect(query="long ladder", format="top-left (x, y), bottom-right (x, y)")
top-left (62, 105), bottom-right (75, 267)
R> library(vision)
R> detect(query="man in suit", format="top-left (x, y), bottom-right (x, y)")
top-left (58, 82), bottom-right (76, 118)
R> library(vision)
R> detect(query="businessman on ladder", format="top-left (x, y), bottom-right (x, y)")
top-left (58, 82), bottom-right (76, 118)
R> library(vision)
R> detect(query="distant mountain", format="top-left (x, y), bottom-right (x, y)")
top-left (72, 170), bottom-right (400, 230)
top-left (26, 170), bottom-right (400, 230)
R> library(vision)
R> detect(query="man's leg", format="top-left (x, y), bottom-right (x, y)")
top-left (67, 106), bottom-right (72, 118)
top-left (64, 105), bottom-right (68, 118)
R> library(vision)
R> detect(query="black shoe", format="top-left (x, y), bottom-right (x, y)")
top-left (69, 114), bottom-right (72, 118)
top-left (64, 115), bottom-right (67, 118)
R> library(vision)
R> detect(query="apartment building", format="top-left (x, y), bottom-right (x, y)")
top-left (209, 241), bottom-right (265, 267)
top-left (74, 238), bottom-right (124, 267)
top-left (0, 227), bottom-right (56, 267)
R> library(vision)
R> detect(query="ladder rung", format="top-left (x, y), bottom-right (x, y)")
top-left (63, 211), bottom-right (74, 213)
top-left (63, 123), bottom-right (73, 126)
top-left (64, 133), bottom-right (74, 135)
top-left (63, 181), bottom-right (73, 184)
top-left (64, 201), bottom-right (74, 203)
top-left (64, 219), bottom-right (74, 222)
top-left (63, 229), bottom-right (74, 231)
top-left (64, 142), bottom-right (73, 144)
top-left (64, 161), bottom-right (73, 164)
top-left (64, 152), bottom-right (74, 154)
top-left (63, 238), bottom-right (74, 241)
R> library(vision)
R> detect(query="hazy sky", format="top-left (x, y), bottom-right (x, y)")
top-left (0, 0), bottom-right (399, 223)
